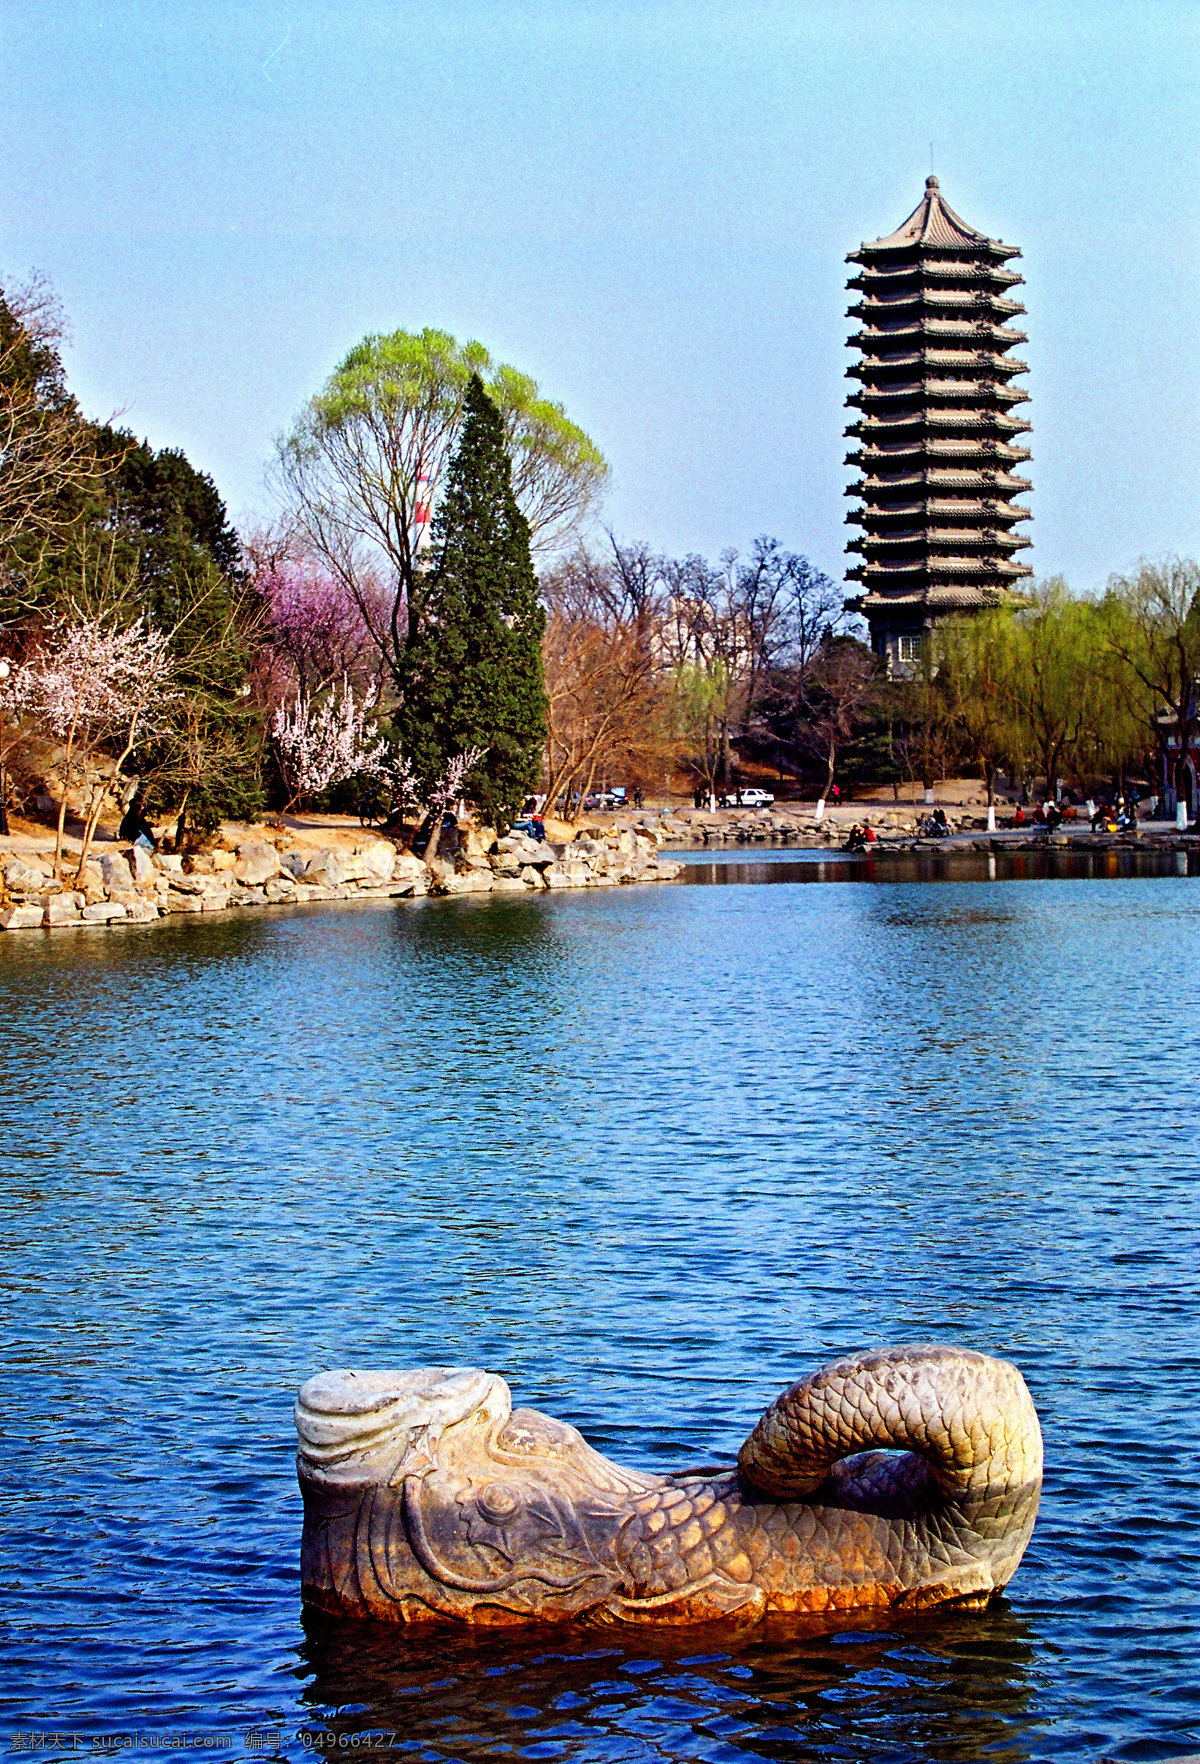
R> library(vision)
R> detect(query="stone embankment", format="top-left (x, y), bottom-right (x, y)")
top-left (632, 806), bottom-right (1199, 855)
top-left (0, 825), bottom-right (682, 932)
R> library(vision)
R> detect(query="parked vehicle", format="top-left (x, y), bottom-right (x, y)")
top-left (723, 788), bottom-right (775, 809)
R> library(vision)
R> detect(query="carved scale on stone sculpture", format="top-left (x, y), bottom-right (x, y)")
top-left (295, 1344), bottom-right (1042, 1626)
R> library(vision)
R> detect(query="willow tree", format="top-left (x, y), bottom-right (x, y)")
top-left (276, 328), bottom-right (607, 704)
top-left (1100, 558), bottom-right (1200, 802)
top-left (936, 609), bottom-right (1018, 805)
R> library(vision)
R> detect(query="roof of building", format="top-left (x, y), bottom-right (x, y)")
top-left (851, 176), bottom-right (1016, 257)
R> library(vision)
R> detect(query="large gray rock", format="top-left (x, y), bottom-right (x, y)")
top-left (99, 851), bottom-right (133, 891)
top-left (82, 901), bottom-right (127, 922)
top-left (129, 845), bottom-right (157, 886)
top-left (123, 901), bottom-right (161, 923)
top-left (4, 857), bottom-right (51, 894)
top-left (359, 841), bottom-right (397, 883)
top-left (234, 840), bottom-right (281, 886)
top-left (42, 896), bottom-right (81, 924)
top-left (393, 850), bottom-right (427, 883)
top-left (520, 842), bottom-right (558, 869)
top-left (543, 861), bottom-right (590, 889)
top-left (437, 870), bottom-right (494, 895)
top-left (302, 850), bottom-right (344, 887)
top-left (0, 903), bottom-right (45, 930)
top-left (228, 886), bottom-right (268, 907)
top-left (279, 848), bottom-right (309, 878)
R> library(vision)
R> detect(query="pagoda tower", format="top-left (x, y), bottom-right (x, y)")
top-left (844, 176), bottom-right (1032, 671)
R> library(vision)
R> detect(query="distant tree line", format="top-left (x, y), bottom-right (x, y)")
top-left (539, 544), bottom-right (1200, 811)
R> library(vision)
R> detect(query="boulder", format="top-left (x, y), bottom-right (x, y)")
top-left (99, 851), bottom-right (133, 891)
top-left (123, 901), bottom-right (161, 923)
top-left (166, 873), bottom-right (209, 895)
top-left (82, 902), bottom-right (127, 922)
top-left (437, 870), bottom-right (494, 895)
top-left (234, 841), bottom-right (281, 886)
top-left (462, 823), bottom-right (498, 858)
top-left (489, 874), bottom-right (529, 893)
top-left (155, 852), bottom-right (184, 874)
top-left (4, 857), bottom-right (50, 894)
top-left (572, 837), bottom-right (606, 859)
top-left (359, 841), bottom-right (397, 883)
top-left (210, 849), bottom-right (238, 872)
top-left (228, 886), bottom-right (268, 907)
top-left (279, 848), bottom-right (309, 878)
top-left (519, 842), bottom-right (558, 869)
top-left (264, 877), bottom-right (297, 902)
top-left (543, 861), bottom-right (590, 889)
top-left (393, 850), bottom-right (427, 882)
top-left (166, 890), bottom-right (204, 914)
top-left (0, 903), bottom-right (45, 930)
top-left (302, 850), bottom-right (344, 887)
top-left (42, 903), bottom-right (82, 931)
top-left (77, 863), bottom-right (107, 903)
top-left (129, 845), bottom-right (156, 885)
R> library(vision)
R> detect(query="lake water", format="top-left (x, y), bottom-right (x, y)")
top-left (2, 864), bottom-right (1199, 1763)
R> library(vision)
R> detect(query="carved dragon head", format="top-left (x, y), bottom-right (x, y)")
top-left (296, 1366), bottom-right (660, 1619)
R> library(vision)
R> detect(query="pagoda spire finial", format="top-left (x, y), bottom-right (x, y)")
top-left (926, 173), bottom-right (940, 189)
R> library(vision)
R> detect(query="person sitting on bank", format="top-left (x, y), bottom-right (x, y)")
top-left (119, 791), bottom-right (158, 850)
top-left (1013, 805), bottom-right (1026, 825)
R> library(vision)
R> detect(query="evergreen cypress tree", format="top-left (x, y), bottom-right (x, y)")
top-left (400, 373), bottom-right (547, 828)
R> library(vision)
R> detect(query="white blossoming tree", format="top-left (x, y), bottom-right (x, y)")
top-left (270, 680), bottom-right (389, 816)
top-left (11, 615), bottom-right (176, 878)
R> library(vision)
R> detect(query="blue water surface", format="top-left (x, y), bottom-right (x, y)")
top-left (1, 869), bottom-right (1198, 1762)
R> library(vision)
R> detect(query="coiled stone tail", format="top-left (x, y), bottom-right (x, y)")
top-left (295, 1343), bottom-right (1042, 1625)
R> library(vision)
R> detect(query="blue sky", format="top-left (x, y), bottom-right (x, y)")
top-left (3, 0), bottom-right (1197, 589)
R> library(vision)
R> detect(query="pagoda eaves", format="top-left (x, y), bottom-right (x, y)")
top-left (844, 176), bottom-right (1032, 669)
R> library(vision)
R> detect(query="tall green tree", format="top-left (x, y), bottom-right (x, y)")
top-left (399, 374), bottom-right (547, 835)
top-left (276, 329), bottom-right (607, 702)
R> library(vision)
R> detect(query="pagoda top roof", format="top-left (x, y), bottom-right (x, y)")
top-left (850, 177), bottom-right (1018, 261)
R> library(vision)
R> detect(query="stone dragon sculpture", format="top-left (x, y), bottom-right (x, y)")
top-left (295, 1344), bottom-right (1042, 1626)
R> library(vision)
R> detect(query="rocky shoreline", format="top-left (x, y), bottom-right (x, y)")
top-left (0, 823), bottom-right (683, 932)
top-left (626, 806), bottom-right (1200, 857)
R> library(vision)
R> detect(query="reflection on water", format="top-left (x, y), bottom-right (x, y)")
top-left (674, 844), bottom-right (1200, 886)
top-left (297, 1606), bottom-right (1038, 1762)
top-left (2, 878), bottom-right (1199, 1762)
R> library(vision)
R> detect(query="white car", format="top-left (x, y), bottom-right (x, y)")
top-left (728, 788), bottom-right (775, 809)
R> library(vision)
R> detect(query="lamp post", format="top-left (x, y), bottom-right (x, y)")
top-left (0, 658), bottom-right (9, 837)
